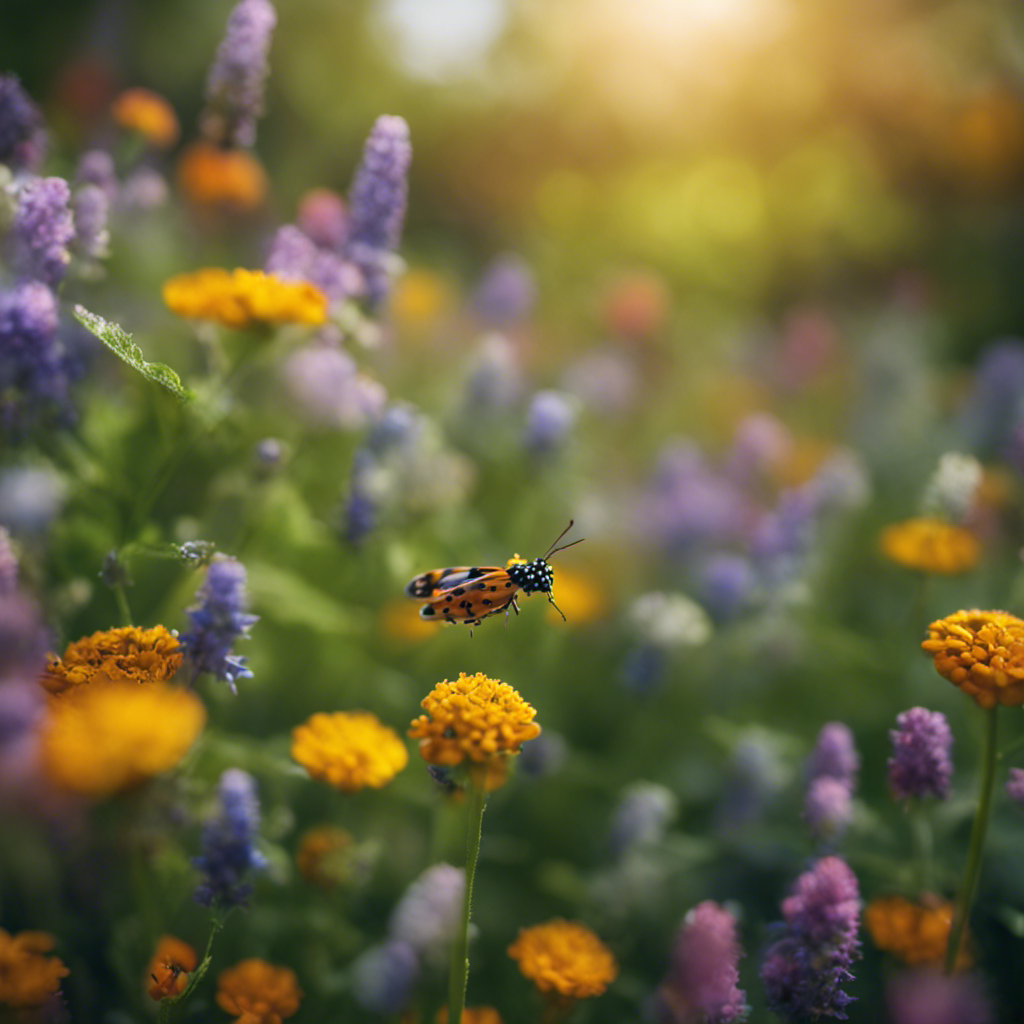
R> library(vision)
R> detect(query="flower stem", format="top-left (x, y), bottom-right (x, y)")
top-left (161, 913), bottom-right (224, 1022)
top-left (113, 582), bottom-right (133, 626)
top-left (447, 776), bottom-right (487, 1024)
top-left (945, 705), bottom-right (999, 974)
top-left (910, 804), bottom-right (934, 892)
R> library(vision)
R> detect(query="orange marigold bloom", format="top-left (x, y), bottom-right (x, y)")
top-left (146, 935), bottom-right (198, 1001)
top-left (295, 826), bottom-right (354, 888)
top-left (864, 896), bottom-right (970, 969)
top-left (0, 929), bottom-right (69, 1007)
top-left (922, 609), bottom-right (1024, 708)
top-left (41, 682), bottom-right (206, 796)
top-left (408, 672), bottom-right (540, 767)
top-left (291, 711), bottom-right (408, 792)
top-left (879, 517), bottom-right (980, 574)
top-left (508, 920), bottom-right (617, 1000)
top-left (42, 625), bottom-right (182, 696)
top-left (163, 268), bottom-right (327, 329)
top-left (216, 959), bottom-right (302, 1024)
top-left (436, 1007), bottom-right (504, 1024)
top-left (177, 141), bottom-right (268, 210)
top-left (111, 87), bottom-right (180, 148)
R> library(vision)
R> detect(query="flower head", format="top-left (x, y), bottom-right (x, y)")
top-left (473, 252), bottom-right (536, 325)
top-left (176, 141), bottom-right (267, 210)
top-left (390, 863), bottom-right (465, 967)
top-left (351, 941), bottom-right (419, 1015)
top-left (282, 346), bottom-right (386, 429)
top-left (805, 777), bottom-right (853, 843)
top-left (71, 183), bottom-right (109, 264)
top-left (607, 782), bottom-right (677, 859)
top-left (888, 707), bottom-right (953, 802)
top-left (295, 826), bottom-right (358, 889)
top-left (111, 88), bottom-right (180, 148)
top-left (1007, 767), bottom-right (1024, 805)
top-left (194, 768), bottom-right (267, 909)
top-left (297, 188), bottom-right (348, 248)
top-left (41, 682), bottom-right (205, 796)
top-left (216, 959), bottom-right (302, 1024)
top-left (180, 556), bottom-right (258, 689)
top-left (864, 896), bottom-right (965, 969)
top-left (0, 75), bottom-right (46, 172)
top-left (807, 722), bottom-right (859, 789)
top-left (508, 920), bottom-right (617, 1000)
top-left (922, 609), bottom-right (1024, 708)
top-left (164, 268), bottom-right (327, 329)
top-left (292, 710), bottom-right (408, 792)
top-left (13, 177), bottom-right (74, 287)
top-left (922, 454), bottom-right (982, 524)
top-left (886, 969), bottom-right (993, 1024)
top-left (265, 225), bottom-right (365, 302)
top-left (42, 624), bottom-right (182, 696)
top-left (202, 0), bottom-right (277, 147)
top-left (0, 929), bottom-right (68, 1007)
top-left (436, 1008), bottom-right (504, 1024)
top-left (655, 901), bottom-right (748, 1024)
top-left (880, 518), bottom-right (980, 574)
top-left (700, 553), bottom-right (758, 622)
top-left (409, 672), bottom-right (540, 767)
top-left (524, 389), bottom-right (577, 454)
top-left (76, 149), bottom-right (118, 200)
top-left (146, 935), bottom-right (198, 1001)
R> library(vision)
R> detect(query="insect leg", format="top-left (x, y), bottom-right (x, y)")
top-left (547, 595), bottom-right (567, 621)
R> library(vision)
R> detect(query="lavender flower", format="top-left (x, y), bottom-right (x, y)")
top-left (1006, 767), bottom-right (1024, 806)
top-left (340, 449), bottom-right (381, 546)
top-left (729, 413), bottom-right (792, 481)
top-left (807, 723), bottom-right (859, 790)
top-left (254, 437), bottom-right (285, 473)
top-left (654, 901), bottom-right (748, 1024)
top-left (202, 0), bottom-right (277, 147)
top-left (524, 389), bottom-right (576, 454)
top-left (761, 856), bottom-right (861, 1020)
top-left (117, 167), bottom-right (168, 212)
top-left (0, 75), bottom-right (46, 172)
top-left (619, 643), bottom-right (668, 695)
top-left (75, 150), bottom-right (117, 201)
top-left (805, 777), bottom-right (852, 843)
top-left (518, 731), bottom-right (568, 778)
top-left (608, 782), bottom-right (677, 859)
top-left (180, 556), bottom-right (258, 690)
top-left (888, 707), bottom-right (953, 802)
top-left (0, 591), bottom-right (48, 683)
top-left (0, 527), bottom-right (16, 594)
top-left (297, 188), bottom-right (347, 249)
top-left (887, 969), bottom-right (993, 1024)
top-left (716, 733), bottom-right (786, 830)
top-left (960, 338), bottom-right (1024, 456)
top-left (71, 184), bottom-right (109, 264)
top-left (472, 252), bottom-right (537, 324)
top-left (351, 940), bottom-right (420, 1014)
top-left (13, 177), bottom-right (74, 287)
top-left (265, 224), bottom-right (363, 302)
top-left (750, 487), bottom-right (818, 588)
top-left (463, 332), bottom-right (523, 413)
top-left (346, 115), bottom-right (412, 306)
top-left (283, 345), bottom-right (386, 429)
top-left (389, 863), bottom-right (465, 968)
top-left (194, 769), bottom-right (267, 909)
top-left (700, 553), bottom-right (757, 622)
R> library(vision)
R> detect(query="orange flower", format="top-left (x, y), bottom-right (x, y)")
top-left (508, 920), bottom-right (617, 1000)
top-left (111, 87), bottom-right (179, 148)
top-left (436, 1008), bottom-right (504, 1024)
top-left (409, 673), bottom-right (540, 767)
top-left (163, 268), bottom-right (327, 329)
top-left (146, 935), bottom-right (198, 1001)
top-left (292, 711), bottom-right (408, 792)
top-left (864, 896), bottom-right (969, 969)
top-left (177, 141), bottom-right (267, 210)
top-left (0, 930), bottom-right (69, 1007)
top-left (42, 625), bottom-right (182, 696)
top-left (921, 609), bottom-right (1024, 708)
top-left (879, 518), bottom-right (980, 574)
top-left (216, 959), bottom-right (302, 1024)
top-left (295, 826), bottom-right (354, 889)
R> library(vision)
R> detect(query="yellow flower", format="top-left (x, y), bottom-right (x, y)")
top-left (408, 672), bottom-right (540, 766)
top-left (543, 566), bottom-right (609, 626)
top-left (0, 929), bottom-right (69, 1007)
top-left (41, 682), bottom-right (206, 796)
top-left (291, 711), bottom-right (408, 792)
top-left (390, 269), bottom-right (453, 329)
top-left (921, 609), bottom-right (1024, 708)
top-left (508, 919), bottom-right (617, 1000)
top-left (42, 625), bottom-right (182, 696)
top-left (864, 895), bottom-right (969, 969)
top-left (216, 959), bottom-right (302, 1024)
top-left (146, 935), bottom-right (198, 1001)
top-left (879, 517), bottom-right (980, 574)
top-left (435, 1007), bottom-right (504, 1024)
top-left (163, 268), bottom-right (328, 329)
top-left (176, 141), bottom-right (268, 211)
top-left (111, 87), bottom-right (179, 148)
top-left (295, 826), bottom-right (354, 889)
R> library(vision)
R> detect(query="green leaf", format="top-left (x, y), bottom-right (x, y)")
top-left (73, 305), bottom-right (194, 403)
top-left (246, 562), bottom-right (370, 634)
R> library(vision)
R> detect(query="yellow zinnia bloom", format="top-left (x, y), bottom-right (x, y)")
top-left (163, 268), bottom-right (327, 329)
top-left (508, 919), bottom-right (617, 1000)
top-left (922, 609), bottom-right (1024, 708)
top-left (879, 517), bottom-right (980, 574)
top-left (216, 959), bottom-right (302, 1024)
top-left (0, 930), bottom-right (69, 1007)
top-left (111, 87), bottom-right (179, 148)
top-left (408, 672), bottom-right (540, 767)
top-left (864, 895), bottom-right (969, 969)
top-left (41, 682), bottom-right (206, 796)
top-left (291, 711), bottom-right (408, 792)
top-left (42, 624), bottom-right (182, 696)
top-left (177, 141), bottom-right (268, 210)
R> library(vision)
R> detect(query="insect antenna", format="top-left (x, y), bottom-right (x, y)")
top-left (547, 537), bottom-right (585, 559)
top-left (543, 519), bottom-right (585, 559)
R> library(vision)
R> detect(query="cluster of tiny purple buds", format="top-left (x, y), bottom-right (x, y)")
top-left (700, 553), bottom-right (757, 622)
top-left (654, 900), bottom-right (749, 1023)
top-left (264, 224), bottom-right (363, 303)
top-left (180, 556), bottom-right (258, 690)
top-left (761, 856), bottom-right (861, 1020)
top-left (351, 940), bottom-right (420, 1015)
top-left (0, 74), bottom-right (46, 172)
top-left (71, 184), bottom-right (109, 264)
top-left (886, 969), bottom-right (993, 1024)
top-left (346, 115), bottom-right (412, 306)
top-left (340, 449), bottom-right (380, 546)
top-left (75, 150), bottom-right (117, 202)
top-left (807, 723), bottom-right (859, 788)
top-left (472, 252), bottom-right (537, 325)
top-left (202, 0), bottom-right (277, 148)
top-left (888, 707), bottom-right (953, 802)
top-left (193, 768), bottom-right (267, 910)
top-left (13, 177), bottom-right (75, 288)
top-left (804, 722), bottom-right (858, 844)
top-left (388, 863), bottom-right (465, 968)
top-left (607, 782), bottom-right (677, 859)
top-left (959, 338), bottom-right (1024, 457)
top-left (524, 389), bottom-right (576, 454)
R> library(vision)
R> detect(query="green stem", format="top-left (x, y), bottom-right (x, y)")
top-left (944, 706), bottom-right (999, 973)
top-left (910, 804), bottom-right (934, 893)
top-left (161, 914), bottom-right (223, 1022)
top-left (447, 777), bottom-right (487, 1024)
top-left (113, 583), bottom-right (133, 626)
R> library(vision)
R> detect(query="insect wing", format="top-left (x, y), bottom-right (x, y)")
top-left (406, 565), bottom-right (502, 599)
top-left (418, 569), bottom-right (518, 623)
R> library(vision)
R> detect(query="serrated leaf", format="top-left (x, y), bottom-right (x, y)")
top-left (73, 304), bottom-right (194, 403)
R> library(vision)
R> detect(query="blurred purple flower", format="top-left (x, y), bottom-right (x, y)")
top-left (340, 449), bottom-right (381, 546)
top-left (463, 333), bottom-right (523, 413)
top-left (71, 184), bottom-right (109, 263)
top-left (346, 115), bottom-right (412, 306)
top-left (716, 733), bottom-right (785, 831)
top-left (202, 0), bottom-right (277, 147)
top-left (700, 553), bottom-right (758, 622)
top-left (0, 591), bottom-right (48, 682)
top-left (117, 167), bottom-right (169, 212)
top-left (297, 188), bottom-right (348, 249)
top-left (805, 777), bottom-right (852, 843)
top-left (283, 345), bottom-right (386, 429)
top-left (608, 782), bottom-right (677, 859)
top-left (619, 642), bottom-right (667, 695)
top-left (888, 707), bottom-right (953, 802)
top-left (524, 389), bottom-right (576, 454)
top-left (887, 969), bottom-right (993, 1024)
top-left (181, 556), bottom-right (258, 690)
top-left (0, 74), bottom-right (46, 172)
top-left (389, 863), bottom-right (465, 968)
top-left (654, 901), bottom-right (748, 1024)
top-left (519, 731), bottom-right (568, 778)
top-left (564, 349), bottom-right (638, 416)
top-left (749, 487), bottom-right (818, 587)
top-left (0, 527), bottom-right (16, 595)
top-left (1006, 767), bottom-right (1024, 806)
top-left (961, 338), bottom-right (1024, 457)
top-left (14, 177), bottom-right (74, 287)
top-left (266, 225), bottom-right (365, 303)
top-left (728, 413), bottom-right (792, 481)
top-left (807, 723), bottom-right (859, 790)
top-left (472, 252), bottom-right (537, 324)
top-left (254, 437), bottom-right (285, 473)
top-left (75, 150), bottom-right (117, 201)
top-left (351, 940), bottom-right (420, 1014)
top-left (367, 402), bottom-right (421, 453)
top-left (804, 451), bottom-right (870, 513)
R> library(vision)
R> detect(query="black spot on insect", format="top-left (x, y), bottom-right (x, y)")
top-left (483, 599), bottom-right (492, 606)
top-left (475, 583), bottom-right (486, 590)
top-left (505, 582), bottom-right (513, 589)
top-left (452, 587), bottom-right (465, 596)
top-left (422, 606), bottom-right (435, 617)
top-left (490, 585), bottom-right (497, 591)
top-left (460, 600), bottom-right (472, 609)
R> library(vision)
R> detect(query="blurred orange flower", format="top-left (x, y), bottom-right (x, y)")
top-left (295, 826), bottom-right (353, 889)
top-left (0, 929), bottom-right (68, 1007)
top-left (111, 87), bottom-right (180, 148)
top-left (216, 959), bottom-right (302, 1024)
top-left (292, 711), bottom-right (408, 792)
top-left (146, 935), bottom-right (198, 1001)
top-left (436, 1007), bottom-right (504, 1024)
top-left (880, 518), bottom-right (980, 574)
top-left (177, 141), bottom-right (267, 210)
top-left (864, 895), bottom-right (968, 969)
top-left (508, 919), bottom-right (617, 1000)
